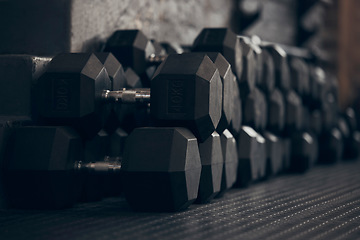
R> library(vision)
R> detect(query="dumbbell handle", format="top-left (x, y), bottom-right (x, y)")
top-left (103, 89), bottom-right (151, 104)
top-left (75, 157), bottom-right (122, 173)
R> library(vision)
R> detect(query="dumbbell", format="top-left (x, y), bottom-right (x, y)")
top-left (191, 28), bottom-right (245, 137)
top-left (37, 52), bottom-right (223, 142)
top-left (187, 53), bottom-right (238, 201)
top-left (234, 37), bottom-right (283, 178)
top-left (117, 51), bottom-right (236, 135)
top-left (192, 29), bottom-right (269, 184)
top-left (192, 29), bottom-right (263, 186)
top-left (103, 29), bottom-right (167, 86)
top-left (249, 36), bottom-right (286, 177)
top-left (193, 28), bottom-right (256, 99)
top-left (3, 126), bottom-right (202, 212)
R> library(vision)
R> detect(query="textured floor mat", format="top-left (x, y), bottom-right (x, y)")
top-left (0, 160), bottom-right (360, 240)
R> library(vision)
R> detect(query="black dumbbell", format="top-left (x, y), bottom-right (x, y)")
top-left (190, 34), bottom-right (242, 136)
top-left (37, 52), bottom-right (223, 142)
top-left (103, 30), bottom-right (167, 86)
top-left (192, 28), bottom-right (258, 97)
top-left (192, 28), bottom-right (241, 78)
top-left (120, 52), bottom-right (236, 135)
top-left (3, 126), bottom-right (202, 212)
top-left (192, 30), bottom-right (270, 184)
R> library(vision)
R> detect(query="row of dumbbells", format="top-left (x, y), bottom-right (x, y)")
top-left (0, 28), bottom-right (359, 212)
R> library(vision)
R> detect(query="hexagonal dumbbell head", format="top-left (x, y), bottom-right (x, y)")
top-left (285, 90), bottom-right (303, 135)
top-left (249, 42), bottom-right (263, 87)
top-left (290, 131), bottom-right (316, 173)
top-left (192, 28), bottom-right (242, 78)
top-left (4, 126), bottom-right (83, 209)
top-left (37, 53), bottom-right (111, 139)
top-left (237, 36), bottom-right (256, 97)
top-left (122, 127), bottom-right (202, 212)
top-left (289, 56), bottom-right (310, 99)
top-left (229, 80), bottom-right (243, 138)
top-left (318, 128), bottom-right (343, 164)
top-left (0, 55), bottom-right (51, 122)
top-left (151, 53), bottom-right (222, 142)
top-left (309, 66), bottom-right (327, 110)
top-left (219, 129), bottom-right (238, 194)
top-left (244, 88), bottom-right (267, 131)
top-left (263, 131), bottom-right (283, 177)
top-left (196, 132), bottom-right (223, 203)
top-left (206, 53), bottom-right (235, 134)
top-left (235, 126), bottom-right (267, 187)
top-left (258, 49), bottom-right (276, 94)
top-left (103, 30), bottom-right (155, 77)
top-left (262, 44), bottom-right (291, 93)
top-left (267, 88), bottom-right (285, 135)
